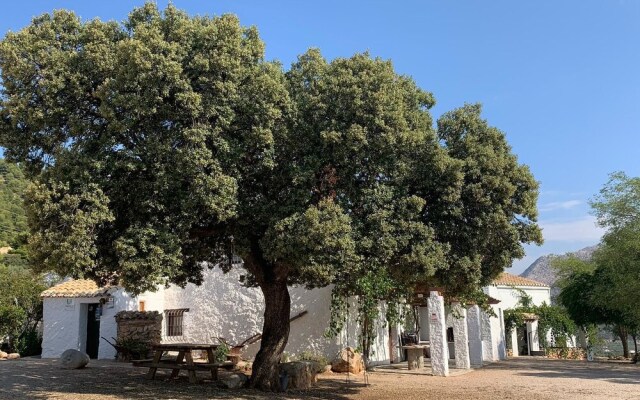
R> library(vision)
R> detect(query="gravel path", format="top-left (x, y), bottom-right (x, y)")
top-left (0, 357), bottom-right (638, 400)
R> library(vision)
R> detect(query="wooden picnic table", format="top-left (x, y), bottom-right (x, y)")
top-left (133, 343), bottom-right (233, 383)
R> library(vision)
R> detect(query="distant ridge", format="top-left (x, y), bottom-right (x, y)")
top-left (520, 245), bottom-right (598, 298)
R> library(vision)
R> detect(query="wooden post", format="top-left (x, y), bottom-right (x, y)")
top-left (170, 350), bottom-right (185, 379)
top-left (185, 351), bottom-right (197, 383)
top-left (146, 350), bottom-right (163, 380)
top-left (206, 348), bottom-right (218, 381)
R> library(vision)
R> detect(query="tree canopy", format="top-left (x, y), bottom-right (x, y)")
top-left (0, 159), bottom-right (28, 247)
top-left (0, 3), bottom-right (542, 389)
top-left (554, 172), bottom-right (640, 359)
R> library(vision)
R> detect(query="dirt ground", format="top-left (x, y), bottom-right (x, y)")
top-left (0, 357), bottom-right (638, 400)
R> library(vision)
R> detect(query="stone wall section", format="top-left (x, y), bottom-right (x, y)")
top-left (115, 311), bottom-right (163, 346)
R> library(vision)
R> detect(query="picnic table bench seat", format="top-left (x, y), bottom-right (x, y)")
top-left (133, 343), bottom-right (232, 383)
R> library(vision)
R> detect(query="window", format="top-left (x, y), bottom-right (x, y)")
top-left (447, 327), bottom-right (454, 343)
top-left (165, 308), bottom-right (189, 337)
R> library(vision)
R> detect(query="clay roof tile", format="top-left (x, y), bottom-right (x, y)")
top-left (492, 272), bottom-right (548, 288)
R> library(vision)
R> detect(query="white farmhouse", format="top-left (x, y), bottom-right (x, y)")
top-left (41, 268), bottom-right (390, 363)
top-left (41, 269), bottom-right (542, 372)
top-left (484, 272), bottom-right (552, 356)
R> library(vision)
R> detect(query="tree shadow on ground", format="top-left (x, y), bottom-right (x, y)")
top-left (1, 358), bottom-right (361, 400)
top-left (484, 357), bottom-right (640, 386)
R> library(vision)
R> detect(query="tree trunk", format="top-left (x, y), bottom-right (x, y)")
top-left (632, 334), bottom-right (638, 364)
top-left (615, 325), bottom-right (629, 358)
top-left (249, 278), bottom-right (291, 391)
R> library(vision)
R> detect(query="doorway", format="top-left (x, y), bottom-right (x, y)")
top-left (86, 303), bottom-right (101, 359)
top-left (517, 325), bottom-right (529, 356)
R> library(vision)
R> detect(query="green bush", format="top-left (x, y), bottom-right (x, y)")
top-left (295, 350), bottom-right (329, 367)
top-left (16, 330), bottom-right (41, 356)
top-left (114, 336), bottom-right (152, 361)
top-left (212, 342), bottom-right (229, 363)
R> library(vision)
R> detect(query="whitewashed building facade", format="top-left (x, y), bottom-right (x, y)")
top-left (40, 270), bottom-right (545, 371)
top-left (41, 268), bottom-right (390, 363)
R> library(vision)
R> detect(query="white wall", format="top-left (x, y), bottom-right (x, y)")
top-left (42, 290), bottom-right (137, 359)
top-left (158, 267), bottom-right (391, 363)
top-left (485, 284), bottom-right (551, 356)
top-left (42, 298), bottom-right (81, 358)
top-left (484, 285), bottom-right (551, 309)
top-left (42, 268), bottom-right (393, 363)
top-left (97, 289), bottom-right (137, 359)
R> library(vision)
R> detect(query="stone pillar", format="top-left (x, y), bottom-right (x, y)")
top-left (467, 305), bottom-right (483, 367)
top-left (452, 303), bottom-right (470, 369)
top-left (389, 325), bottom-right (401, 363)
top-left (481, 310), bottom-right (497, 362)
top-left (406, 347), bottom-right (425, 370)
top-left (427, 291), bottom-right (449, 376)
top-left (495, 307), bottom-right (507, 360)
top-left (510, 328), bottom-right (519, 357)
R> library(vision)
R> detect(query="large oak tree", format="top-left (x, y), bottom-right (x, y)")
top-left (0, 4), bottom-right (541, 389)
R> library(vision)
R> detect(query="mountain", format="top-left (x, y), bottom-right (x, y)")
top-left (520, 245), bottom-right (598, 298)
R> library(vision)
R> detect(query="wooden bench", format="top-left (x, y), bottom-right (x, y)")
top-left (133, 343), bottom-right (229, 383)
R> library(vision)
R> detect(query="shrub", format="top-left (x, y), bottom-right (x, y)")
top-left (16, 330), bottom-right (41, 356)
top-left (212, 342), bottom-right (229, 363)
top-left (295, 350), bottom-right (329, 366)
top-left (114, 336), bottom-right (151, 361)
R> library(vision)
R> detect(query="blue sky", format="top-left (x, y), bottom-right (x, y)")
top-left (2, 1), bottom-right (639, 273)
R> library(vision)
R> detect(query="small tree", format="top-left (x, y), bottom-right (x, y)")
top-left (0, 264), bottom-right (46, 354)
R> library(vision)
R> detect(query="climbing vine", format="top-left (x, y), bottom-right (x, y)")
top-left (503, 288), bottom-right (577, 348)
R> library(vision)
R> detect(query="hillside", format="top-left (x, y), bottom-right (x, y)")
top-left (0, 159), bottom-right (28, 246)
top-left (520, 245), bottom-right (598, 298)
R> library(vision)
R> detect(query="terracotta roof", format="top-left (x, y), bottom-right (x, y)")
top-left (492, 272), bottom-right (548, 288)
top-left (41, 279), bottom-right (112, 298)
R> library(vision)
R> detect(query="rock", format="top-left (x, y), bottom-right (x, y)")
top-left (0, 351), bottom-right (8, 359)
top-left (331, 347), bottom-right (363, 374)
top-left (7, 353), bottom-right (20, 360)
top-left (323, 364), bottom-right (333, 374)
top-left (219, 372), bottom-right (248, 389)
top-left (279, 361), bottom-right (317, 390)
top-left (59, 349), bottom-right (90, 369)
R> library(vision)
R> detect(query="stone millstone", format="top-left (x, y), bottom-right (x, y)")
top-left (331, 347), bottom-right (363, 374)
top-left (59, 349), bottom-right (90, 369)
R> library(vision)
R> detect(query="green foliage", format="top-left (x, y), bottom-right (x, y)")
top-left (503, 309), bottom-right (527, 333)
top-left (535, 303), bottom-right (577, 348)
top-left (15, 330), bottom-right (42, 357)
top-left (0, 3), bottom-right (542, 386)
top-left (591, 171), bottom-right (640, 232)
top-left (213, 342), bottom-right (230, 363)
top-left (294, 350), bottom-right (329, 367)
top-left (114, 335), bottom-right (152, 361)
top-left (0, 159), bottom-right (28, 247)
top-left (0, 264), bottom-right (46, 352)
top-left (503, 290), bottom-right (576, 349)
top-left (554, 172), bottom-right (640, 357)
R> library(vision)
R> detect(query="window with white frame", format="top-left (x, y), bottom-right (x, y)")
top-left (164, 308), bottom-right (189, 337)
